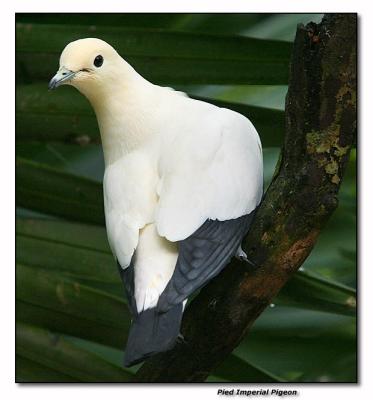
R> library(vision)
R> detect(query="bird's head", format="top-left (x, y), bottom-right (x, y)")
top-left (49, 38), bottom-right (125, 99)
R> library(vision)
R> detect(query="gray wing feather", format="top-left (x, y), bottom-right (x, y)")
top-left (117, 261), bottom-right (138, 317)
top-left (156, 210), bottom-right (255, 313)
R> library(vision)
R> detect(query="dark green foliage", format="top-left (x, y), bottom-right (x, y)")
top-left (16, 23), bottom-right (291, 85)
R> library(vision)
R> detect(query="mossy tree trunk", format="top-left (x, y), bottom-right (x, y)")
top-left (133, 13), bottom-right (357, 382)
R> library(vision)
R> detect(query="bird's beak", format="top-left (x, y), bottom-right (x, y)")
top-left (48, 67), bottom-right (76, 90)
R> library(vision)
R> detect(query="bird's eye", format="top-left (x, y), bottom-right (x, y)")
top-left (94, 55), bottom-right (104, 68)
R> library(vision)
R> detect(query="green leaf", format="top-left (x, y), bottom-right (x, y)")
top-left (16, 218), bottom-right (123, 299)
top-left (276, 270), bottom-right (356, 316)
top-left (15, 13), bottom-right (192, 29)
top-left (16, 322), bottom-right (133, 382)
top-left (16, 83), bottom-right (99, 143)
top-left (16, 23), bottom-right (291, 85)
top-left (16, 263), bottom-right (130, 349)
top-left (16, 141), bottom-right (105, 182)
top-left (17, 217), bottom-right (109, 252)
top-left (16, 355), bottom-right (80, 382)
top-left (16, 233), bottom-right (117, 282)
top-left (182, 84), bottom-right (288, 110)
top-left (16, 83), bottom-right (285, 147)
top-left (15, 13), bottom-right (271, 36)
top-left (16, 157), bottom-right (104, 224)
top-left (235, 306), bottom-right (356, 382)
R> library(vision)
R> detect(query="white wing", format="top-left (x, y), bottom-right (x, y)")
top-left (156, 102), bottom-right (263, 242)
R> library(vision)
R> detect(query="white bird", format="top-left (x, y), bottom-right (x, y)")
top-left (49, 38), bottom-right (263, 367)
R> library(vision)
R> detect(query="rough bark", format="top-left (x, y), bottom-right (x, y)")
top-left (132, 13), bottom-right (357, 382)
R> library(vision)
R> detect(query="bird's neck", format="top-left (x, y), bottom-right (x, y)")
top-left (79, 65), bottom-right (159, 166)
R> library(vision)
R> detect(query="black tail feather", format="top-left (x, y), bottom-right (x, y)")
top-left (123, 303), bottom-right (183, 367)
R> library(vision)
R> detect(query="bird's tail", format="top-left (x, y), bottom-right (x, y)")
top-left (123, 303), bottom-right (183, 367)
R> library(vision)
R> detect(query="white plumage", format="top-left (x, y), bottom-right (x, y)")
top-left (49, 38), bottom-right (263, 365)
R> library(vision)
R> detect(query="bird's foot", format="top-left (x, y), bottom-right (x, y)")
top-left (176, 333), bottom-right (188, 345)
top-left (235, 246), bottom-right (259, 271)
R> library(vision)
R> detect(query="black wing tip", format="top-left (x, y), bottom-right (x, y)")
top-left (123, 304), bottom-right (183, 367)
top-left (123, 336), bottom-right (178, 367)
top-left (123, 348), bottom-right (158, 368)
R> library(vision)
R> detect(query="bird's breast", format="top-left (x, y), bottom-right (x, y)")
top-left (103, 149), bottom-right (160, 266)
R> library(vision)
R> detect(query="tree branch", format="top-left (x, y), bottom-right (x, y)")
top-left (132, 13), bottom-right (357, 382)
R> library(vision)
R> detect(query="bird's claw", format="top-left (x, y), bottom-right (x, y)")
top-left (177, 333), bottom-right (188, 345)
top-left (235, 245), bottom-right (259, 271)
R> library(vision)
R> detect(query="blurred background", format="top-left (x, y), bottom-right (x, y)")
top-left (15, 13), bottom-right (357, 382)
